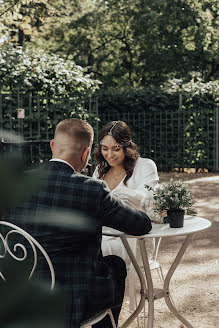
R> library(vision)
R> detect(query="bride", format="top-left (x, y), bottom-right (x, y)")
top-left (92, 121), bottom-right (159, 264)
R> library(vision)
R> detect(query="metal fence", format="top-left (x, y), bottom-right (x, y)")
top-left (0, 91), bottom-right (98, 140)
top-left (98, 106), bottom-right (219, 172)
top-left (0, 140), bottom-right (51, 169)
top-left (0, 91), bottom-right (218, 172)
top-left (0, 91), bottom-right (98, 170)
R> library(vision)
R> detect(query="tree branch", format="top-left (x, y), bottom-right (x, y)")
top-left (0, 0), bottom-right (21, 17)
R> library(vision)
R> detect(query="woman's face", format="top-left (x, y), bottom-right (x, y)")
top-left (100, 135), bottom-right (125, 167)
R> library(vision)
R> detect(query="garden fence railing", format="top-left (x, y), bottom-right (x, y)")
top-left (0, 91), bottom-right (218, 172)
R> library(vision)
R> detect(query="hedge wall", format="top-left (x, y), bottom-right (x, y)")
top-left (96, 88), bottom-right (218, 172)
top-left (1, 87), bottom-right (218, 172)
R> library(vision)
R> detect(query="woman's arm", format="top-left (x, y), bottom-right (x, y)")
top-left (109, 159), bottom-right (160, 220)
top-left (99, 182), bottom-right (152, 235)
top-left (133, 158), bottom-right (159, 191)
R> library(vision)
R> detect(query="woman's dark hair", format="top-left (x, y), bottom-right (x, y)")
top-left (95, 121), bottom-right (139, 185)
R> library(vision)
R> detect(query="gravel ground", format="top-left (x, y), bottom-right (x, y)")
top-left (119, 172), bottom-right (219, 328)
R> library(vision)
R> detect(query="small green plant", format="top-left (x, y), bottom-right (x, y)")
top-left (145, 179), bottom-right (197, 223)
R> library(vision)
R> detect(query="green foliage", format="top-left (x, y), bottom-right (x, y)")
top-left (162, 72), bottom-right (219, 96)
top-left (0, 92), bottom-right (99, 169)
top-left (0, 81), bottom-right (217, 172)
top-left (0, 0), bottom-right (56, 44)
top-left (96, 87), bottom-right (178, 114)
top-left (133, 0), bottom-right (219, 83)
top-left (0, 265), bottom-right (65, 328)
top-left (1, 0), bottom-right (218, 87)
top-left (96, 85), bottom-right (218, 171)
top-left (147, 179), bottom-right (197, 213)
top-left (0, 45), bottom-right (100, 97)
top-left (0, 130), bottom-right (49, 215)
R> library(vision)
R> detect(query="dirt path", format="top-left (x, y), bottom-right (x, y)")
top-left (120, 172), bottom-right (219, 328)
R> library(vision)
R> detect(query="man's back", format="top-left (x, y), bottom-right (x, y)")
top-left (7, 160), bottom-right (152, 327)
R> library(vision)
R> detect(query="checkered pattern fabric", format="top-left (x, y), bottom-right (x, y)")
top-left (6, 161), bottom-right (151, 327)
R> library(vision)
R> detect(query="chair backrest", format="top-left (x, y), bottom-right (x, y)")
top-left (0, 220), bottom-right (55, 290)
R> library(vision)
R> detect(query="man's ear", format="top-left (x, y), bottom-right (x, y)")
top-left (50, 139), bottom-right (54, 152)
top-left (81, 147), bottom-right (89, 162)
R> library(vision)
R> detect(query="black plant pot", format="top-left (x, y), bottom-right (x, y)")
top-left (167, 209), bottom-right (185, 228)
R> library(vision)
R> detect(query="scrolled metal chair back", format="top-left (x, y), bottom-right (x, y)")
top-left (0, 220), bottom-right (55, 290)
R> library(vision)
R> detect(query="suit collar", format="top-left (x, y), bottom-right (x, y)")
top-left (48, 159), bottom-right (76, 174)
top-left (49, 158), bottom-right (76, 172)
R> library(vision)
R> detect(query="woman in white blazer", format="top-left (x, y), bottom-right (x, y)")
top-left (93, 120), bottom-right (159, 259)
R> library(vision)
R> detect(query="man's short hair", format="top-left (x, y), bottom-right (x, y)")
top-left (55, 118), bottom-right (93, 145)
top-left (53, 118), bottom-right (94, 155)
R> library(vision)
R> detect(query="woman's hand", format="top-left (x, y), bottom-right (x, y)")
top-left (111, 187), bottom-right (164, 223)
top-left (111, 187), bottom-right (154, 212)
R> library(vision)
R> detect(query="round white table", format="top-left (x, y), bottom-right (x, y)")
top-left (103, 216), bottom-right (211, 328)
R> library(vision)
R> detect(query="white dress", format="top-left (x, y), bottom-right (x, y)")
top-left (93, 157), bottom-right (159, 309)
top-left (93, 157), bottom-right (159, 259)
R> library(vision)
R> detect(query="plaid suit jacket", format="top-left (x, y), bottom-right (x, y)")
top-left (6, 161), bottom-right (152, 327)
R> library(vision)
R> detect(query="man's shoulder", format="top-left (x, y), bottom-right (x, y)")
top-left (36, 161), bottom-right (109, 194)
top-left (72, 172), bottom-right (105, 189)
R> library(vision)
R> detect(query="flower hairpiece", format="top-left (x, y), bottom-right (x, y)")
top-left (100, 121), bottom-right (132, 147)
top-left (107, 121), bottom-right (118, 136)
top-left (100, 140), bottom-right (122, 148)
top-left (100, 140), bottom-right (131, 147)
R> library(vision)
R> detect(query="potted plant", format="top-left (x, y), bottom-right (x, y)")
top-left (145, 179), bottom-right (197, 228)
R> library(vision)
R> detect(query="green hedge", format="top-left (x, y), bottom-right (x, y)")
top-left (1, 87), bottom-right (218, 172)
top-left (96, 88), bottom-right (218, 172)
top-left (0, 91), bottom-right (98, 169)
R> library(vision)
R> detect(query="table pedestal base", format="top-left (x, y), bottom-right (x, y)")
top-left (120, 234), bottom-right (195, 328)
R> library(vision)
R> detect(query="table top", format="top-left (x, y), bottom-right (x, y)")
top-left (103, 216), bottom-right (211, 238)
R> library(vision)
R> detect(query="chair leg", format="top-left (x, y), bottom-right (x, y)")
top-left (157, 265), bottom-right (165, 284)
top-left (108, 309), bottom-right (117, 328)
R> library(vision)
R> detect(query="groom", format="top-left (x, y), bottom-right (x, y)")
top-left (7, 118), bottom-right (152, 327)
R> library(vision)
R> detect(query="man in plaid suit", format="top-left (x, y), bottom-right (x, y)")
top-left (7, 118), bottom-right (152, 327)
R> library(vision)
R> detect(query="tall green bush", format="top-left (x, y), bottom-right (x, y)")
top-left (0, 45), bottom-right (100, 97)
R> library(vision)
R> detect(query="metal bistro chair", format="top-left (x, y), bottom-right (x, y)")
top-left (0, 220), bottom-right (55, 289)
top-left (149, 237), bottom-right (164, 282)
top-left (0, 221), bottom-right (116, 328)
top-left (80, 309), bottom-right (116, 328)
